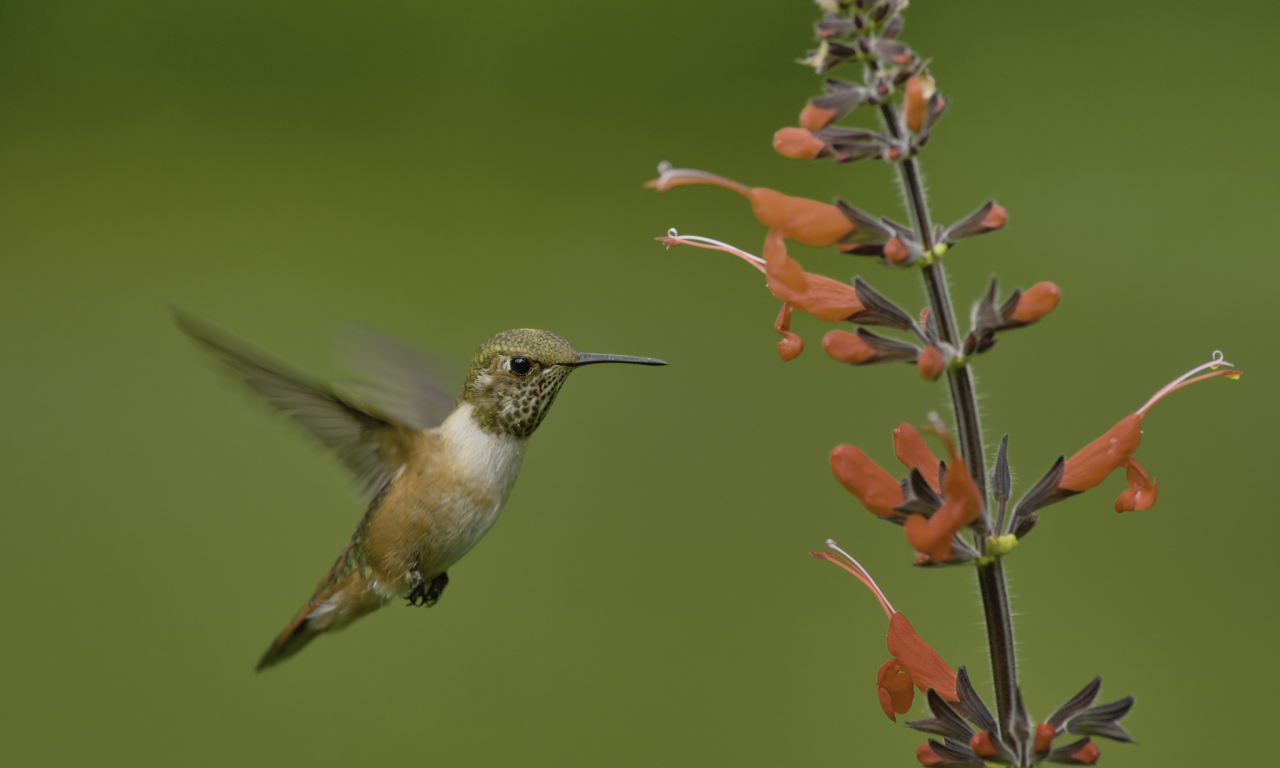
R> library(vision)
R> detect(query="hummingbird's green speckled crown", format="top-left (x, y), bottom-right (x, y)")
top-left (461, 329), bottom-right (665, 438)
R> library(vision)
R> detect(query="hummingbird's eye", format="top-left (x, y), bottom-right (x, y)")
top-left (509, 356), bottom-right (533, 376)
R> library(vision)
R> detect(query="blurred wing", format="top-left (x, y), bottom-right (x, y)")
top-left (334, 323), bottom-right (456, 432)
top-left (175, 311), bottom-right (418, 502)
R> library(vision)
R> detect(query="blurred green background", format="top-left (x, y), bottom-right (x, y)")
top-left (1, 0), bottom-right (1274, 765)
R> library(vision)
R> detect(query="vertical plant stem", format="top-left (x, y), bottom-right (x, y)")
top-left (880, 102), bottom-right (1022, 755)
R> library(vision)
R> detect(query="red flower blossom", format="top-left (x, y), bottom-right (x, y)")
top-left (893, 423), bottom-right (941, 493)
top-left (1059, 353), bottom-right (1240, 511)
top-left (877, 659), bottom-right (914, 721)
top-left (904, 426), bottom-right (983, 562)
top-left (830, 444), bottom-right (903, 517)
top-left (657, 228), bottom-right (864, 361)
top-left (812, 541), bottom-right (959, 722)
top-left (646, 165), bottom-right (853, 247)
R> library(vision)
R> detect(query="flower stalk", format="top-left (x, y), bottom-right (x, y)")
top-left (649, 1), bottom-right (1239, 764)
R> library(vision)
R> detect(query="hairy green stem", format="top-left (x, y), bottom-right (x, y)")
top-left (879, 100), bottom-right (1021, 756)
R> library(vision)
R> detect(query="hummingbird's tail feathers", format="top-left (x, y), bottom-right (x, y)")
top-left (255, 550), bottom-right (385, 672)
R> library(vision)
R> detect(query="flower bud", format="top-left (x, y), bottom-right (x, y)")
top-left (915, 744), bottom-right (945, 766)
top-left (1072, 743), bottom-right (1100, 764)
top-left (1034, 723), bottom-right (1056, 754)
top-left (969, 732), bottom-right (999, 759)
top-left (822, 330), bottom-right (877, 364)
top-left (917, 345), bottom-right (944, 380)
top-left (1009, 281), bottom-right (1060, 324)
top-left (773, 127), bottom-right (827, 160)
top-left (884, 236), bottom-right (911, 264)
top-left (903, 75), bottom-right (935, 133)
top-left (800, 103), bottom-right (838, 130)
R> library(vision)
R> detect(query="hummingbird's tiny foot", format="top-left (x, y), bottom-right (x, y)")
top-left (424, 571), bottom-right (449, 607)
top-left (404, 569), bottom-right (427, 606)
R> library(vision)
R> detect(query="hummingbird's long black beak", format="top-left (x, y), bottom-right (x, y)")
top-left (571, 352), bottom-right (668, 367)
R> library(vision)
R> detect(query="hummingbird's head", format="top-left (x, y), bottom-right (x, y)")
top-left (462, 328), bottom-right (666, 438)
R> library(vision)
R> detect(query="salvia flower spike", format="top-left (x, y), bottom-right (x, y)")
top-left (650, 0), bottom-right (1241, 763)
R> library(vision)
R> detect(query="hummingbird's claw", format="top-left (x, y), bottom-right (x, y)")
top-left (404, 570), bottom-right (449, 608)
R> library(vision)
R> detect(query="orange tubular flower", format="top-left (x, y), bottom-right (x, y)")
top-left (773, 127), bottom-right (828, 159)
top-left (1009, 281), bottom-right (1060, 324)
top-left (655, 228), bottom-right (864, 360)
top-left (646, 165), bottom-right (854, 247)
top-left (812, 541), bottom-right (959, 723)
top-left (893, 424), bottom-right (941, 493)
top-left (1059, 353), bottom-right (1240, 511)
top-left (830, 445), bottom-right (903, 517)
top-left (904, 427), bottom-right (983, 562)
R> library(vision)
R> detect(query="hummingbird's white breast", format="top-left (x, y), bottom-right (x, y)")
top-left (426, 402), bottom-right (527, 570)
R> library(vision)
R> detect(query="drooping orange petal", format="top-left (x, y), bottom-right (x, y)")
top-left (761, 229), bottom-right (863, 320)
top-left (969, 732), bottom-right (999, 759)
top-left (904, 513), bottom-right (955, 563)
top-left (1114, 457), bottom-right (1157, 512)
top-left (1059, 414), bottom-right (1142, 492)
top-left (915, 744), bottom-right (945, 766)
top-left (822, 330), bottom-right (877, 364)
top-left (772, 127), bottom-right (827, 160)
top-left (905, 428), bottom-right (984, 562)
top-left (774, 303), bottom-right (803, 362)
top-left (893, 424), bottom-right (941, 493)
top-left (877, 658), bottom-right (915, 721)
top-left (830, 445), bottom-right (904, 517)
top-left (887, 612), bottom-right (957, 701)
top-left (750, 190), bottom-right (855, 247)
top-left (1072, 742), bottom-right (1100, 764)
top-left (761, 227), bottom-right (809, 295)
top-left (917, 346), bottom-right (945, 380)
top-left (1033, 723), bottom-right (1056, 754)
top-left (800, 103), bottom-right (837, 131)
top-left (1010, 282), bottom-right (1061, 324)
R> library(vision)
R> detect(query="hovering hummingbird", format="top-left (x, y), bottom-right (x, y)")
top-left (176, 313), bottom-right (666, 671)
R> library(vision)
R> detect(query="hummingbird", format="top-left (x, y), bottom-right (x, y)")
top-left (176, 313), bottom-right (666, 671)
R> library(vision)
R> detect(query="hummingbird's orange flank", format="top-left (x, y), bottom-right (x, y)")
top-left (176, 313), bottom-right (666, 671)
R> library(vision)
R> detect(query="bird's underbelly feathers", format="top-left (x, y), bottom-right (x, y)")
top-left (365, 404), bottom-right (527, 591)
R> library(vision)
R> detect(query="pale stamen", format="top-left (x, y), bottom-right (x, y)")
top-left (1136, 351), bottom-right (1239, 417)
top-left (657, 229), bottom-right (767, 273)
top-left (819, 539), bottom-right (895, 617)
top-left (644, 164), bottom-right (753, 197)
